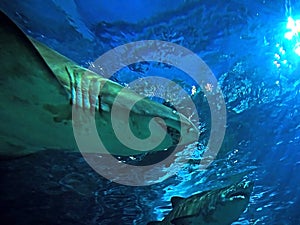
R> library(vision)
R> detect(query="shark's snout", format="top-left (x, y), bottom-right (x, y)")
top-left (163, 115), bottom-right (199, 146)
top-left (223, 180), bottom-right (254, 202)
top-left (108, 84), bottom-right (200, 149)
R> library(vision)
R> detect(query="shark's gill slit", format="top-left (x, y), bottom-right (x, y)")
top-left (75, 72), bottom-right (83, 108)
top-left (67, 69), bottom-right (98, 112)
top-left (82, 76), bottom-right (91, 109)
top-left (65, 66), bottom-right (76, 105)
top-left (98, 94), bottom-right (102, 112)
top-left (89, 78), bottom-right (101, 112)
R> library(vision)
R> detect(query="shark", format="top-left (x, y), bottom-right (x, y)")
top-left (0, 10), bottom-right (199, 158)
top-left (147, 180), bottom-right (254, 225)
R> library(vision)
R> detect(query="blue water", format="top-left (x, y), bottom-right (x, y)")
top-left (0, 0), bottom-right (300, 224)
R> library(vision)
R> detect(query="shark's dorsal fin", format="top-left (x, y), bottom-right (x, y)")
top-left (171, 196), bottom-right (185, 207)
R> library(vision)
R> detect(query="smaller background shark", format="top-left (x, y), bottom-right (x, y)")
top-left (147, 180), bottom-right (254, 225)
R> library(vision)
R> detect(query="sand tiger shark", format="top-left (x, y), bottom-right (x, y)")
top-left (0, 10), bottom-right (198, 158)
top-left (147, 180), bottom-right (254, 225)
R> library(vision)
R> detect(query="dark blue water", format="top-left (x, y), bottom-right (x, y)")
top-left (0, 0), bottom-right (300, 224)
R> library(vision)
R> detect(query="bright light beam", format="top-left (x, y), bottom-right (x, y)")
top-left (284, 16), bottom-right (300, 56)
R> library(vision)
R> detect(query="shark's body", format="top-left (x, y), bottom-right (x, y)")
top-left (148, 180), bottom-right (253, 225)
top-left (0, 11), bottom-right (198, 158)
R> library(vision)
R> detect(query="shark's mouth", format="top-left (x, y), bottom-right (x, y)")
top-left (111, 125), bottom-right (181, 166)
top-left (228, 191), bottom-right (248, 200)
top-left (167, 126), bottom-right (181, 145)
top-left (225, 180), bottom-right (254, 201)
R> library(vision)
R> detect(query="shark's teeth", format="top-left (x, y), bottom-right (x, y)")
top-left (229, 195), bottom-right (246, 201)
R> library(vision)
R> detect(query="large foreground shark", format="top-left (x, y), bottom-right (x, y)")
top-left (0, 11), bottom-right (198, 158)
top-left (147, 180), bottom-right (254, 225)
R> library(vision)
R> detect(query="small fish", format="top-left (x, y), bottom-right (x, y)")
top-left (0, 10), bottom-right (198, 158)
top-left (148, 180), bottom-right (254, 225)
